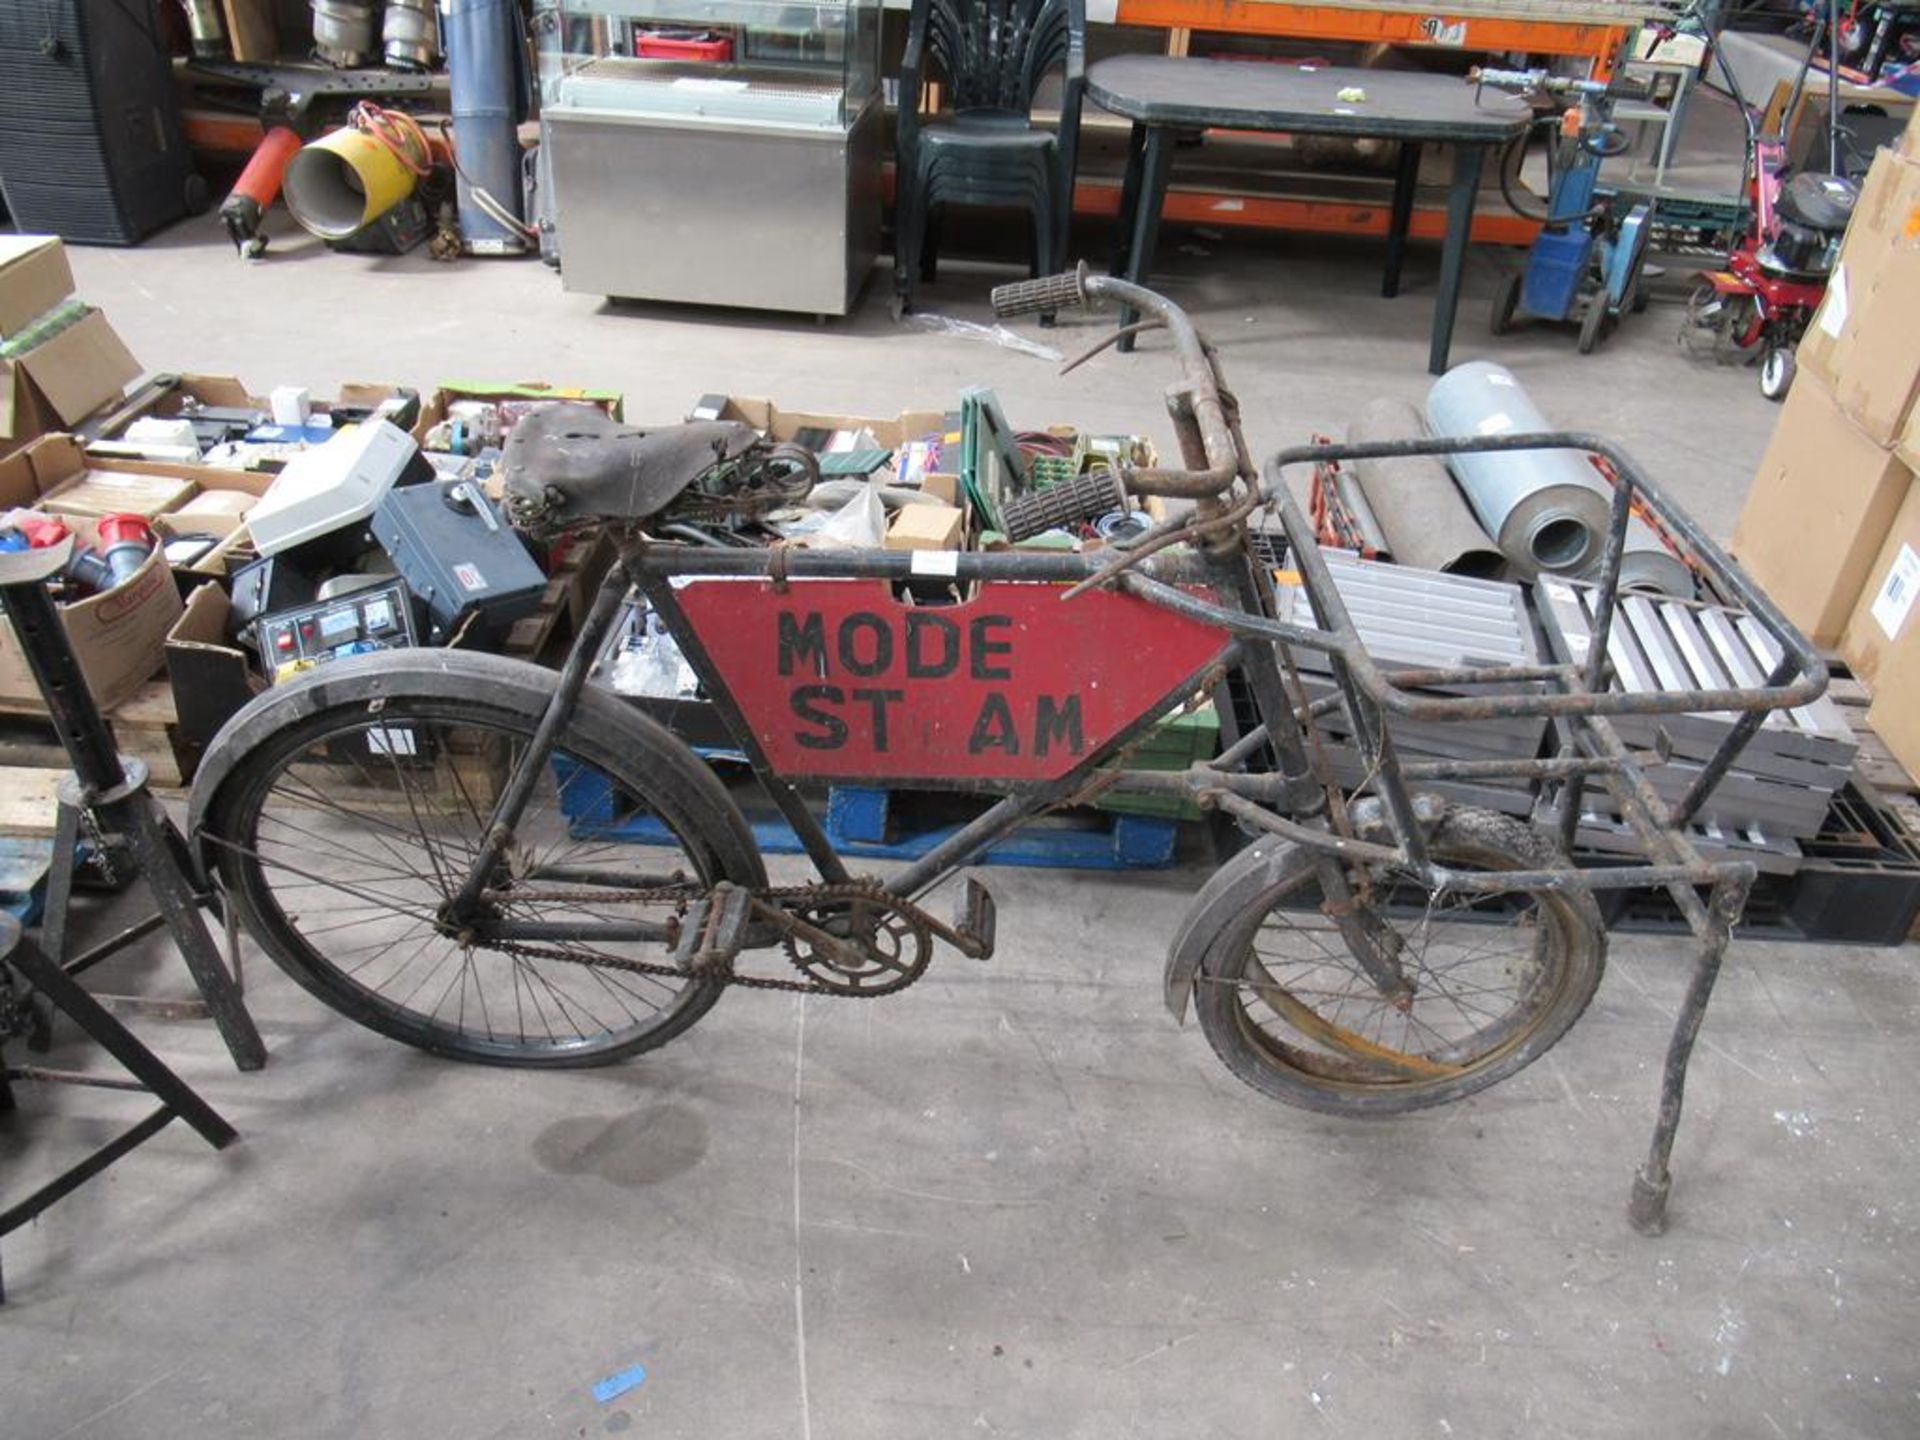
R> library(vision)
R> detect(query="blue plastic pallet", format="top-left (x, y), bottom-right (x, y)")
top-left (557, 762), bottom-right (1179, 871)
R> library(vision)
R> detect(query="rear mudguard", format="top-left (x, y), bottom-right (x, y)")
top-left (1163, 835), bottom-right (1321, 1023)
top-left (185, 647), bottom-right (764, 889)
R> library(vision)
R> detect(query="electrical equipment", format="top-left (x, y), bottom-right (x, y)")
top-left (253, 578), bottom-right (421, 681)
top-left (0, 0), bottom-right (201, 244)
top-left (247, 422), bottom-right (423, 557)
top-left (371, 479), bottom-right (546, 642)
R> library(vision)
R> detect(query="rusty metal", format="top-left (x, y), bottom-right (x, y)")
top-left (196, 269), bottom-right (1819, 1235)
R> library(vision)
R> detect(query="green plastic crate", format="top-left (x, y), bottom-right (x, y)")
top-left (1097, 705), bottom-right (1220, 822)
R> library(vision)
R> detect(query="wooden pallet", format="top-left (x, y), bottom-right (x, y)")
top-left (0, 768), bottom-right (66, 838)
top-left (1828, 675), bottom-right (1918, 799)
top-left (503, 531), bottom-right (616, 666)
top-left (0, 680), bottom-right (191, 792)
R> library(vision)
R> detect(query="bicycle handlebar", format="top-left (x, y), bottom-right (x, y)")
top-left (990, 266), bottom-right (1249, 500)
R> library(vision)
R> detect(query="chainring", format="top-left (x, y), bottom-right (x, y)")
top-left (782, 894), bottom-right (934, 997)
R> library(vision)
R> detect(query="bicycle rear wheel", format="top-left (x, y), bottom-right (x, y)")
top-left (1192, 808), bottom-right (1604, 1116)
top-left (197, 657), bottom-right (765, 1067)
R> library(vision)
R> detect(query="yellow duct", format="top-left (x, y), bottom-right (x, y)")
top-left (282, 126), bottom-right (416, 240)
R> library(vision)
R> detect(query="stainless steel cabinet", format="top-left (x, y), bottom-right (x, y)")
top-left (536, 0), bottom-right (881, 315)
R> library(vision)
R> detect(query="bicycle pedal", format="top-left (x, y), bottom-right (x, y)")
top-left (672, 882), bottom-right (753, 971)
top-left (950, 876), bottom-right (997, 960)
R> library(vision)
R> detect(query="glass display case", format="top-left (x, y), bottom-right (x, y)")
top-left (534, 0), bottom-right (882, 316)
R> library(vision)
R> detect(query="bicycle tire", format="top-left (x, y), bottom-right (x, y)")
top-left (197, 652), bottom-right (766, 1067)
top-left (1192, 808), bottom-right (1605, 1117)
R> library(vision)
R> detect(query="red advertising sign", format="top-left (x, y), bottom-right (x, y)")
top-left (671, 578), bottom-right (1231, 782)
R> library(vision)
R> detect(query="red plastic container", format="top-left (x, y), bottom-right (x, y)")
top-left (634, 29), bottom-right (733, 61)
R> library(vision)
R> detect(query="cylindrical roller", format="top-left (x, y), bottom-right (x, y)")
top-left (1000, 468), bottom-right (1126, 541)
top-left (446, 0), bottom-right (529, 253)
top-left (1330, 466), bottom-right (1390, 556)
top-left (1424, 362), bottom-right (1612, 577)
top-left (283, 126), bottom-right (417, 238)
top-left (311, 0), bottom-right (377, 66)
top-left (1347, 399), bottom-right (1504, 578)
top-left (383, 0), bottom-right (440, 69)
top-left (1615, 514), bottom-right (1696, 598)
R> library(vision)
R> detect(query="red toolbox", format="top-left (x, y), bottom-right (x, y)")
top-left (634, 30), bottom-right (733, 61)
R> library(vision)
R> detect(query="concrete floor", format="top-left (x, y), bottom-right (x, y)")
top-left (6, 92), bottom-right (1919, 1438)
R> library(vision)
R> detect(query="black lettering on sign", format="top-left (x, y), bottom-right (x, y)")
top-left (968, 692), bottom-right (1019, 754)
top-left (791, 685), bottom-right (847, 749)
top-left (777, 613), bottom-right (828, 677)
top-left (838, 613), bottom-right (893, 677)
top-left (905, 611), bottom-right (960, 678)
top-left (969, 616), bottom-right (1014, 680)
top-left (1033, 694), bottom-right (1084, 756)
top-left (852, 688), bottom-right (905, 751)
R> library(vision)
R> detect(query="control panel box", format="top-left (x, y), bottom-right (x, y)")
top-left (254, 578), bottom-right (420, 680)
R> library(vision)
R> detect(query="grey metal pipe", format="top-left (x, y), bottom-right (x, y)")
top-left (1616, 514), bottom-right (1697, 599)
top-left (1424, 362), bottom-right (1611, 576)
top-left (1346, 398), bottom-right (1504, 578)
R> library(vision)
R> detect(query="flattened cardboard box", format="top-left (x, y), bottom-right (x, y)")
top-left (1732, 370), bottom-right (1911, 648)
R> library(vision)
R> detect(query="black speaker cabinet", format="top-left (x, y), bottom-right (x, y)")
top-left (0, 1), bottom-right (201, 244)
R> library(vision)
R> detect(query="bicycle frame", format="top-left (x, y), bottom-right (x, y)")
top-left (441, 267), bottom-right (1823, 1233)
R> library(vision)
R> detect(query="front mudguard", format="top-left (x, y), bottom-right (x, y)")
top-left (1163, 835), bottom-right (1321, 1024)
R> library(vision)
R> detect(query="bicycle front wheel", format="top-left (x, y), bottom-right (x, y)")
top-left (198, 658), bottom-right (766, 1067)
top-left (1193, 808), bottom-right (1605, 1116)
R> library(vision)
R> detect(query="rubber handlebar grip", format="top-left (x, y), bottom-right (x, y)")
top-left (990, 264), bottom-right (1088, 319)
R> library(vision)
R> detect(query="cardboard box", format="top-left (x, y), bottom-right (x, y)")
top-left (4, 434), bottom-right (268, 581)
top-left (163, 583), bottom-right (264, 759)
top-left (1732, 371), bottom-right (1912, 648)
top-left (0, 237), bottom-right (141, 456)
top-left (413, 381), bottom-right (625, 449)
top-left (167, 488), bottom-right (257, 538)
top-left (0, 522), bottom-right (184, 715)
top-left (1797, 148), bottom-right (1920, 445)
top-left (884, 503), bottom-right (964, 550)
top-left (1868, 638), bottom-right (1920, 780)
top-left (41, 467), bottom-right (198, 519)
top-left (921, 471), bottom-right (960, 505)
top-left (0, 237), bottom-right (76, 341)
top-left (1, 311), bottom-right (141, 456)
top-left (1841, 479), bottom-right (1920, 688)
top-left (707, 395), bottom-right (947, 450)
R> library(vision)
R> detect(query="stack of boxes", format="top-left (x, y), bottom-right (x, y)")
top-left (1733, 112), bottom-right (1920, 777)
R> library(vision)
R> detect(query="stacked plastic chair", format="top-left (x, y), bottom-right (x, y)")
top-left (892, 0), bottom-right (1086, 317)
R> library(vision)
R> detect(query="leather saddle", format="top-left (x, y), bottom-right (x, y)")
top-left (501, 404), bottom-right (764, 532)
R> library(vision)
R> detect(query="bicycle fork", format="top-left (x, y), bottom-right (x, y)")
top-left (1216, 547), bottom-right (1418, 1004)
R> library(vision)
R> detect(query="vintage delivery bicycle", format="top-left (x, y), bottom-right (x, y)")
top-left (187, 270), bottom-right (1825, 1231)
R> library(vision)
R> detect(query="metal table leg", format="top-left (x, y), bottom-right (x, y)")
top-left (1109, 120), bottom-right (1149, 279)
top-left (1428, 142), bottom-right (1487, 375)
top-left (1116, 126), bottom-right (1176, 354)
top-left (1382, 140), bottom-right (1423, 299)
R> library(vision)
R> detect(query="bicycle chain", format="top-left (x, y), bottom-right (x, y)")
top-left (476, 878), bottom-right (941, 998)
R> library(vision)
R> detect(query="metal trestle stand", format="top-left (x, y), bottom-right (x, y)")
top-left (0, 539), bottom-right (262, 1299)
